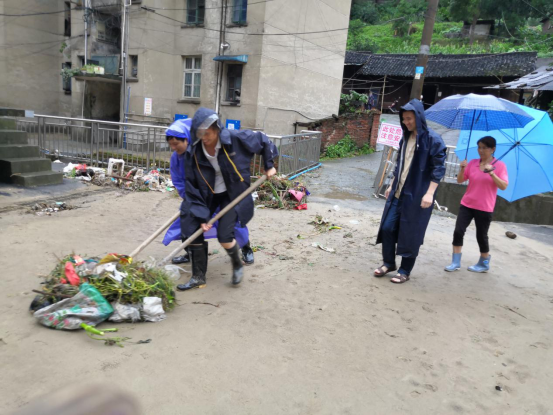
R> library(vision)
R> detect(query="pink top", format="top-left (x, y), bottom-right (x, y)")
top-left (461, 159), bottom-right (508, 213)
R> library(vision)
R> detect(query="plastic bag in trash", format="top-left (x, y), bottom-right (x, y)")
top-left (141, 297), bottom-right (166, 322)
top-left (108, 302), bottom-right (142, 323)
top-left (33, 283), bottom-right (113, 330)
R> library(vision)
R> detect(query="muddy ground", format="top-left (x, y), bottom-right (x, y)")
top-left (1, 161), bottom-right (553, 415)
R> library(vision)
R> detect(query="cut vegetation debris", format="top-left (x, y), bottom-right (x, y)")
top-left (254, 176), bottom-right (310, 209)
top-left (309, 215), bottom-right (342, 233)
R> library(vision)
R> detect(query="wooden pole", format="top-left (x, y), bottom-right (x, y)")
top-left (129, 211), bottom-right (181, 259)
top-left (377, 146), bottom-right (393, 192)
top-left (161, 175), bottom-right (268, 265)
top-left (380, 75), bottom-right (387, 112)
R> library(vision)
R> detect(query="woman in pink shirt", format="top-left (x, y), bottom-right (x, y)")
top-left (445, 136), bottom-right (509, 273)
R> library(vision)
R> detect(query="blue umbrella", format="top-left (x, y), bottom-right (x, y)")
top-left (455, 104), bottom-right (553, 202)
top-left (425, 94), bottom-right (535, 159)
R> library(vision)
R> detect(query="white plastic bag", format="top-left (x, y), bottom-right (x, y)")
top-left (141, 297), bottom-right (166, 322)
top-left (108, 302), bottom-right (142, 323)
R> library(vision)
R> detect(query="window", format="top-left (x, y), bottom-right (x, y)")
top-left (62, 62), bottom-right (72, 94)
top-left (226, 65), bottom-right (242, 103)
top-left (187, 0), bottom-right (205, 25)
top-left (64, 2), bottom-right (71, 37)
top-left (130, 55), bottom-right (138, 77)
top-left (183, 57), bottom-right (202, 98)
top-left (96, 17), bottom-right (119, 44)
top-left (232, 0), bottom-right (247, 24)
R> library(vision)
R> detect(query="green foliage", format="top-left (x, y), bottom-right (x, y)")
top-left (323, 135), bottom-right (374, 160)
top-left (59, 42), bottom-right (67, 53)
top-left (61, 67), bottom-right (81, 81)
top-left (350, 1), bottom-right (379, 25)
top-left (340, 91), bottom-right (369, 114)
top-left (347, 21), bottom-right (553, 57)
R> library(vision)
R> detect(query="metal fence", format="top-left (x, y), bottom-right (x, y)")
top-left (373, 145), bottom-right (462, 198)
top-left (10, 115), bottom-right (322, 177)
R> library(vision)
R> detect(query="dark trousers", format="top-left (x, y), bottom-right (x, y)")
top-left (192, 192), bottom-right (236, 245)
top-left (381, 197), bottom-right (417, 276)
top-left (453, 205), bottom-right (493, 253)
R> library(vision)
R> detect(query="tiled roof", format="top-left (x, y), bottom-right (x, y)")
top-left (345, 51), bottom-right (537, 78)
top-left (486, 65), bottom-right (553, 91)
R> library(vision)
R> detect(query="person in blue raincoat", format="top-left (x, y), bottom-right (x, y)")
top-left (162, 118), bottom-right (252, 266)
top-left (374, 99), bottom-right (446, 284)
top-left (179, 108), bottom-right (278, 291)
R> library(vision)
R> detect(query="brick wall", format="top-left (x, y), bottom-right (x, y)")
top-left (309, 110), bottom-right (381, 151)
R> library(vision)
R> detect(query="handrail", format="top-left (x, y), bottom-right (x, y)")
top-left (34, 114), bottom-right (168, 130)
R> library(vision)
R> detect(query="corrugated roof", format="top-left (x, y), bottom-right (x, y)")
top-left (486, 65), bottom-right (553, 90)
top-left (345, 51), bottom-right (537, 78)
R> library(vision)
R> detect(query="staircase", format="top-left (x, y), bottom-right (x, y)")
top-left (0, 119), bottom-right (63, 186)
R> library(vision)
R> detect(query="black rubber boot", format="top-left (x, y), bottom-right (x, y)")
top-left (172, 247), bottom-right (190, 264)
top-left (225, 243), bottom-right (244, 285)
top-left (241, 241), bottom-right (254, 265)
top-left (177, 243), bottom-right (207, 291)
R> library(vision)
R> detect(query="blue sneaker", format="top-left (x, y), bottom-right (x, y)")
top-left (468, 255), bottom-right (491, 273)
top-left (445, 253), bottom-right (462, 272)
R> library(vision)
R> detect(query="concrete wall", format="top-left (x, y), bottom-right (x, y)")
top-left (0, 0), bottom-right (73, 115)
top-left (436, 182), bottom-right (553, 226)
top-left (256, 0), bottom-right (351, 134)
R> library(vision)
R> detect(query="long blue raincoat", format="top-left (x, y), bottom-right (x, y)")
top-left (376, 99), bottom-right (447, 257)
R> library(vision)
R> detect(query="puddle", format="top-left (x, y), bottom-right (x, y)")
top-left (320, 191), bottom-right (368, 201)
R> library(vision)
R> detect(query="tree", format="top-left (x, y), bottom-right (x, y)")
top-left (350, 1), bottom-right (379, 25)
top-left (392, 0), bottom-right (427, 37)
top-left (449, 0), bottom-right (482, 45)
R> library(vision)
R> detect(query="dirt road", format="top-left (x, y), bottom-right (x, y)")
top-left (1, 179), bottom-right (552, 414)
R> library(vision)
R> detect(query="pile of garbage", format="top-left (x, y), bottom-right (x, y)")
top-left (29, 202), bottom-right (76, 216)
top-left (255, 176), bottom-right (309, 210)
top-left (30, 254), bottom-right (176, 331)
top-left (63, 159), bottom-right (175, 193)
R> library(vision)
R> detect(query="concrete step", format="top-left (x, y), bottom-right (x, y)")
top-left (0, 119), bottom-right (17, 130)
top-left (11, 171), bottom-right (64, 187)
top-left (0, 157), bottom-right (52, 181)
top-left (0, 130), bottom-right (28, 145)
top-left (0, 144), bottom-right (40, 159)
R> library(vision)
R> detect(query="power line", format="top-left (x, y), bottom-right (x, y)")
top-left (0, 7), bottom-right (78, 17)
top-left (138, 7), bottom-right (350, 36)
top-left (141, 0), bottom-right (274, 11)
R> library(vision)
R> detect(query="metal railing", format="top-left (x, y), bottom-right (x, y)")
top-left (252, 131), bottom-right (322, 177)
top-left (9, 115), bottom-right (322, 178)
top-left (373, 145), bottom-right (462, 198)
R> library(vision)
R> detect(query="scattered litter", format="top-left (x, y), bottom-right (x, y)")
top-left (495, 386), bottom-right (503, 391)
top-left (344, 232), bottom-right (353, 238)
top-left (505, 231), bottom-right (517, 239)
top-left (349, 220), bottom-right (359, 225)
top-left (108, 302), bottom-right (141, 323)
top-left (278, 255), bottom-right (293, 260)
top-left (81, 322), bottom-right (131, 348)
top-left (137, 339), bottom-right (152, 344)
top-left (294, 203), bottom-right (308, 210)
top-left (252, 245), bottom-right (265, 252)
top-left (309, 215), bottom-right (342, 233)
top-left (311, 242), bottom-right (336, 253)
top-left (29, 202), bottom-right (76, 216)
top-left (63, 159), bottom-right (174, 193)
top-left (333, 205), bottom-right (340, 211)
top-left (192, 301), bottom-right (220, 308)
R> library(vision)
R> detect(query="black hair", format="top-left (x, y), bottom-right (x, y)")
top-left (166, 134), bottom-right (185, 142)
top-left (477, 136), bottom-right (496, 149)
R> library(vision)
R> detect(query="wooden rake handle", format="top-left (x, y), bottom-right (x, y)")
top-left (160, 175), bottom-right (268, 265)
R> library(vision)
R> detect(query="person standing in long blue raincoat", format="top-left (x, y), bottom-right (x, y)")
top-left (162, 118), bottom-right (252, 266)
top-left (179, 108), bottom-right (278, 291)
top-left (374, 99), bottom-right (447, 284)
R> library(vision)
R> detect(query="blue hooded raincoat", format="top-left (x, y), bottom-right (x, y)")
top-left (180, 108), bottom-right (278, 239)
top-left (376, 99), bottom-right (447, 257)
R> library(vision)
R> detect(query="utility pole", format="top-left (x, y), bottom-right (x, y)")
top-left (84, 0), bottom-right (89, 66)
top-left (119, 0), bottom-right (129, 124)
top-left (409, 0), bottom-right (439, 101)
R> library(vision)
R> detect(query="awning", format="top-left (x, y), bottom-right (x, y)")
top-left (213, 54), bottom-right (248, 63)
